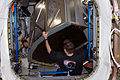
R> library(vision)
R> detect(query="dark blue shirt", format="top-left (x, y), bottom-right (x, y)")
top-left (50, 49), bottom-right (88, 75)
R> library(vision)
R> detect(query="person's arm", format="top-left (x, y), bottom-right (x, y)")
top-left (42, 31), bottom-right (51, 54)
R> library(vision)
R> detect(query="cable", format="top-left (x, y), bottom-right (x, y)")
top-left (109, 28), bottom-right (120, 68)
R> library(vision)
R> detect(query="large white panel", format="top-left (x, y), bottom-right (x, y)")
top-left (0, 0), bottom-right (20, 80)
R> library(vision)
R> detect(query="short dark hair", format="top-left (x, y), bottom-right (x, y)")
top-left (22, 39), bottom-right (29, 48)
top-left (63, 39), bottom-right (74, 53)
top-left (22, 39), bottom-right (28, 44)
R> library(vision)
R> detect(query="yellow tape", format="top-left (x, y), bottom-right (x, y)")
top-left (115, 16), bottom-right (118, 19)
top-left (117, 55), bottom-right (119, 58)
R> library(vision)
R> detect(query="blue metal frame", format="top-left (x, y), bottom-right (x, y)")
top-left (93, 4), bottom-right (96, 48)
top-left (40, 71), bottom-right (68, 74)
top-left (10, 10), bottom-right (14, 51)
top-left (14, 3), bottom-right (19, 62)
top-left (88, 1), bottom-right (91, 61)
top-left (24, 19), bottom-right (27, 36)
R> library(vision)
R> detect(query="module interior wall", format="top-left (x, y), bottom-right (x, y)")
top-left (85, 0), bottom-right (112, 80)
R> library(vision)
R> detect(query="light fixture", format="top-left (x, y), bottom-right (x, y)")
top-left (50, 19), bottom-right (61, 28)
top-left (53, 19), bottom-right (61, 25)
top-left (36, 2), bottom-right (45, 22)
top-left (37, 2), bottom-right (45, 9)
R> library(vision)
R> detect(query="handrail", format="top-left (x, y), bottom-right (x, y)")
top-left (88, 1), bottom-right (91, 61)
top-left (14, 3), bottom-right (19, 62)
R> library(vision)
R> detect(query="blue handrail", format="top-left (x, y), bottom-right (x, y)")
top-left (40, 70), bottom-right (72, 74)
top-left (88, 1), bottom-right (91, 61)
top-left (14, 3), bottom-right (19, 62)
top-left (40, 71), bottom-right (68, 74)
